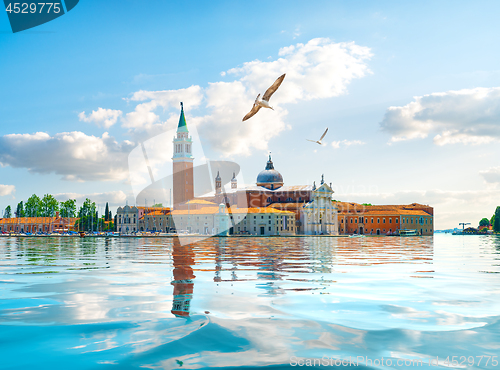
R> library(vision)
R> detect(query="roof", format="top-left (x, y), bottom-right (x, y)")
top-left (184, 199), bottom-right (216, 205)
top-left (339, 209), bottom-right (431, 217)
top-left (256, 155), bottom-right (283, 185)
top-left (177, 103), bottom-right (188, 132)
top-left (0, 217), bottom-right (79, 224)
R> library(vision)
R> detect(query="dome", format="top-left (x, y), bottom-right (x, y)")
top-left (256, 155), bottom-right (283, 189)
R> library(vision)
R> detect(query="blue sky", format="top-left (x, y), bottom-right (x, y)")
top-left (1, 0), bottom-right (500, 228)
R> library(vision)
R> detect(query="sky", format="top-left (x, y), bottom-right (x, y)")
top-left (1, 0), bottom-right (500, 229)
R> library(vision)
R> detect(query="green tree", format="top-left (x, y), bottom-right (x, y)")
top-left (25, 194), bottom-right (41, 217)
top-left (104, 202), bottom-right (109, 221)
top-left (479, 218), bottom-right (490, 227)
top-left (3, 205), bottom-right (11, 218)
top-left (491, 214), bottom-right (496, 227)
top-left (494, 207), bottom-right (500, 233)
top-left (108, 210), bottom-right (112, 221)
top-left (40, 194), bottom-right (59, 217)
top-left (60, 199), bottom-right (76, 218)
top-left (15, 201), bottom-right (25, 218)
top-left (75, 198), bottom-right (96, 232)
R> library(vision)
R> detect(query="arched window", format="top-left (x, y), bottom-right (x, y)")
top-left (267, 197), bottom-right (272, 203)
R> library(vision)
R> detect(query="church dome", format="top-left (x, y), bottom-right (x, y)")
top-left (256, 155), bottom-right (283, 189)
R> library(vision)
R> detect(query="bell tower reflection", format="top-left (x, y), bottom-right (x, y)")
top-left (171, 237), bottom-right (195, 317)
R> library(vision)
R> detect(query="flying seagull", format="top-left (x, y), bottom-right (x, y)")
top-left (307, 128), bottom-right (328, 145)
top-left (242, 73), bottom-right (286, 121)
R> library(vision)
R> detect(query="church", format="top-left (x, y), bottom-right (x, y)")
top-left (171, 103), bottom-right (339, 236)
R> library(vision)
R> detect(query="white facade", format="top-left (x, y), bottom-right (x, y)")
top-left (300, 183), bottom-right (338, 235)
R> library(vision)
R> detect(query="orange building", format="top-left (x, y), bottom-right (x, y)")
top-left (0, 213), bottom-right (78, 233)
top-left (337, 202), bottom-right (434, 235)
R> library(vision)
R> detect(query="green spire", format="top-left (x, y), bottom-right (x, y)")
top-left (177, 102), bottom-right (188, 132)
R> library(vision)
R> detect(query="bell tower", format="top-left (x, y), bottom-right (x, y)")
top-left (172, 102), bottom-right (194, 207)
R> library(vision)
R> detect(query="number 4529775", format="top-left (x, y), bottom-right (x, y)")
top-left (5, 3), bottom-right (62, 14)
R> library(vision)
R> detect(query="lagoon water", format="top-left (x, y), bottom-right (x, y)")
top-left (1, 235), bottom-right (499, 369)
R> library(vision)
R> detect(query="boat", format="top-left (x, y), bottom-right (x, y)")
top-left (398, 229), bottom-right (419, 236)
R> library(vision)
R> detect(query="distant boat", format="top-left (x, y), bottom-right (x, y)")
top-left (399, 229), bottom-right (419, 236)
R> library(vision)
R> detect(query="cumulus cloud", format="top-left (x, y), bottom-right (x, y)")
top-left (0, 184), bottom-right (15, 197)
top-left (119, 38), bottom-right (372, 156)
top-left (480, 167), bottom-right (500, 184)
top-left (0, 132), bottom-right (135, 181)
top-left (331, 139), bottom-right (365, 149)
top-left (55, 190), bottom-right (128, 206)
top-left (122, 85), bottom-right (203, 132)
top-left (380, 87), bottom-right (500, 145)
top-left (78, 108), bottom-right (122, 129)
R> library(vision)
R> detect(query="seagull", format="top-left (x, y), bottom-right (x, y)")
top-left (307, 128), bottom-right (328, 145)
top-left (242, 73), bottom-right (286, 121)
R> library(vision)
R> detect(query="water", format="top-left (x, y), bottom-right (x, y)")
top-left (1, 235), bottom-right (499, 369)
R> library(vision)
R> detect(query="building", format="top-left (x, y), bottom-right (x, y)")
top-left (170, 205), bottom-right (296, 236)
top-left (172, 102), bottom-right (194, 207)
top-left (200, 155), bottom-right (336, 234)
top-left (0, 213), bottom-right (78, 233)
top-left (300, 180), bottom-right (338, 235)
top-left (116, 205), bottom-right (139, 233)
top-left (337, 202), bottom-right (434, 235)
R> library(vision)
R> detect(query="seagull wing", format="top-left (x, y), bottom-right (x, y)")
top-left (242, 104), bottom-right (261, 121)
top-left (319, 128), bottom-right (328, 141)
top-left (262, 73), bottom-right (286, 102)
top-left (306, 139), bottom-right (318, 143)
top-left (254, 93), bottom-right (261, 104)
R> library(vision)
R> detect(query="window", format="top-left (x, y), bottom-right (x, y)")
top-left (396, 219), bottom-right (399, 223)
top-left (267, 197), bottom-right (272, 203)
top-left (389, 218), bottom-right (392, 223)
top-left (287, 197), bottom-right (293, 202)
top-left (371, 218), bottom-right (374, 223)
top-left (411, 218), bottom-right (413, 224)
top-left (383, 218), bottom-right (386, 223)
top-left (377, 218), bottom-right (380, 223)
top-left (268, 227), bottom-right (271, 231)
top-left (350, 219), bottom-right (353, 223)
top-left (426, 218), bottom-right (428, 224)
top-left (261, 216), bottom-right (264, 219)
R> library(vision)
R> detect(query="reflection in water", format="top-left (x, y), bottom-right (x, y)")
top-left (1, 235), bottom-right (500, 369)
top-left (171, 237), bottom-right (195, 317)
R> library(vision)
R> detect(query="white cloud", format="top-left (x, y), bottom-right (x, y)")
top-left (122, 85), bottom-right (203, 132)
top-left (480, 167), bottom-right (500, 184)
top-left (78, 108), bottom-right (122, 129)
top-left (0, 132), bottom-right (135, 181)
top-left (55, 190), bottom-right (128, 206)
top-left (331, 139), bottom-right (365, 149)
top-left (120, 38), bottom-right (372, 157)
top-left (0, 184), bottom-right (15, 197)
top-left (380, 87), bottom-right (500, 145)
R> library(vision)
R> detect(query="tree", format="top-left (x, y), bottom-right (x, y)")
top-left (494, 207), bottom-right (500, 233)
top-left (104, 202), bottom-right (109, 221)
top-left (25, 194), bottom-right (41, 217)
top-left (479, 218), bottom-right (490, 227)
top-left (108, 210), bottom-right (112, 221)
top-left (60, 199), bottom-right (76, 218)
top-left (3, 205), bottom-right (11, 218)
top-left (75, 198), bottom-right (96, 232)
top-left (15, 201), bottom-right (25, 218)
top-left (40, 194), bottom-right (59, 217)
top-left (491, 214), bottom-right (496, 227)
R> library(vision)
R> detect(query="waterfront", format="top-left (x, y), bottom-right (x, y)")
top-left (1, 235), bottom-right (499, 369)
